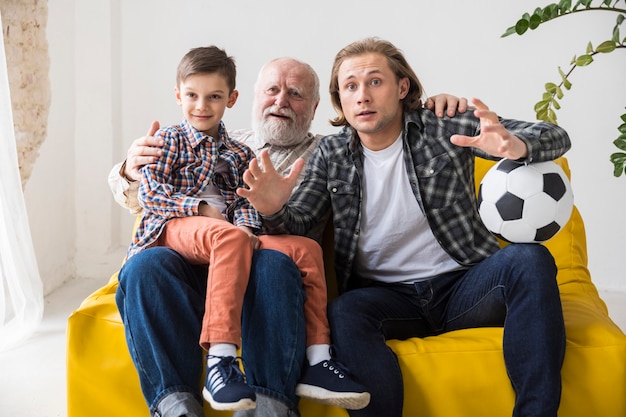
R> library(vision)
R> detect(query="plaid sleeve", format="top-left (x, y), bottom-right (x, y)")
top-left (138, 128), bottom-right (201, 218)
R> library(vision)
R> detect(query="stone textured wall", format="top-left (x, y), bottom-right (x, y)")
top-left (0, 0), bottom-right (50, 187)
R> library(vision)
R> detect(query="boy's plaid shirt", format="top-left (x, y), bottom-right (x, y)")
top-left (127, 119), bottom-right (261, 258)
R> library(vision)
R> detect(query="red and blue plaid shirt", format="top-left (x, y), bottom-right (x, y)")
top-left (127, 119), bottom-right (261, 258)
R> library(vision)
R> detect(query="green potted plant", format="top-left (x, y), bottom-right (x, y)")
top-left (502, 0), bottom-right (626, 177)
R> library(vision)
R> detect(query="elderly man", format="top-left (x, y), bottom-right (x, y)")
top-left (110, 56), bottom-right (465, 417)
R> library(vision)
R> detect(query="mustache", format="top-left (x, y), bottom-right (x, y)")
top-left (263, 106), bottom-right (296, 120)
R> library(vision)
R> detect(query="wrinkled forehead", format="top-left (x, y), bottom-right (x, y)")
top-left (259, 60), bottom-right (315, 92)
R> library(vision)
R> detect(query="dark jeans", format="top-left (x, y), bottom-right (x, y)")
top-left (329, 244), bottom-right (565, 417)
top-left (116, 247), bottom-right (306, 416)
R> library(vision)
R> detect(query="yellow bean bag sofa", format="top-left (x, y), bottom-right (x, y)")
top-left (66, 157), bottom-right (626, 417)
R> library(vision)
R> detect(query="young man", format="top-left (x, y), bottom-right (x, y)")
top-left (111, 54), bottom-right (467, 417)
top-left (238, 38), bottom-right (570, 417)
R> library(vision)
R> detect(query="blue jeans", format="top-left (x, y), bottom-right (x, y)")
top-left (328, 244), bottom-right (565, 417)
top-left (116, 247), bottom-right (306, 416)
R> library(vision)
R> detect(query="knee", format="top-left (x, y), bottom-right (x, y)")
top-left (250, 249), bottom-right (304, 294)
top-left (503, 244), bottom-right (556, 274)
top-left (328, 291), bottom-right (367, 326)
top-left (119, 247), bottom-right (186, 291)
top-left (290, 235), bottom-right (323, 258)
top-left (502, 244), bottom-right (559, 293)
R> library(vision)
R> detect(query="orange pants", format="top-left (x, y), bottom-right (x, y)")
top-left (156, 216), bottom-right (330, 350)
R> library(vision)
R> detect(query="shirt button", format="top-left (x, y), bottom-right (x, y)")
top-left (332, 187), bottom-right (338, 193)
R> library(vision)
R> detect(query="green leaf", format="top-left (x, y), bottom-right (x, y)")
top-left (558, 0), bottom-right (572, 13)
top-left (556, 86), bottom-right (565, 100)
top-left (534, 100), bottom-right (550, 113)
top-left (619, 123), bottom-right (626, 134)
top-left (610, 152), bottom-right (626, 164)
top-left (613, 26), bottom-right (621, 42)
top-left (501, 26), bottom-right (517, 37)
top-left (536, 109), bottom-right (549, 122)
top-left (552, 98), bottom-right (562, 109)
top-left (610, 152), bottom-right (626, 172)
top-left (586, 41), bottom-right (593, 54)
top-left (614, 136), bottom-right (626, 151)
top-left (575, 54), bottom-right (594, 66)
top-left (596, 40), bottom-right (617, 53)
top-left (515, 18), bottom-right (530, 35)
top-left (563, 77), bottom-right (572, 90)
top-left (621, 114), bottom-right (626, 123)
top-left (545, 82), bottom-right (559, 93)
top-left (530, 13), bottom-right (543, 29)
top-left (547, 108), bottom-right (558, 124)
top-left (611, 156), bottom-right (625, 177)
top-left (543, 4), bottom-right (560, 20)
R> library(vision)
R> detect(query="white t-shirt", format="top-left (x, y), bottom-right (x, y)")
top-left (354, 134), bottom-right (461, 284)
top-left (197, 158), bottom-right (228, 215)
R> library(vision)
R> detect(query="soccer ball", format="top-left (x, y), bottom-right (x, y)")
top-left (477, 159), bottom-right (574, 243)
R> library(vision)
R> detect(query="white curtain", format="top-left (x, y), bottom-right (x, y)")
top-left (0, 11), bottom-right (44, 352)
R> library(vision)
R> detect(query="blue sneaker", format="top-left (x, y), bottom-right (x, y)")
top-left (295, 359), bottom-right (370, 410)
top-left (202, 355), bottom-right (256, 411)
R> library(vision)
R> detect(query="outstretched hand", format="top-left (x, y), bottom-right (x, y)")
top-left (124, 120), bottom-right (165, 181)
top-left (237, 150), bottom-right (304, 215)
top-left (450, 98), bottom-right (528, 160)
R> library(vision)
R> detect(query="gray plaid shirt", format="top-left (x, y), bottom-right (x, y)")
top-left (263, 109), bottom-right (571, 294)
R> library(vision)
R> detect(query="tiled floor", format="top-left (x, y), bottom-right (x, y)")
top-left (0, 277), bottom-right (624, 417)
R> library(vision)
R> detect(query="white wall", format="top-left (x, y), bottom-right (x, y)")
top-left (28, 0), bottom-right (625, 295)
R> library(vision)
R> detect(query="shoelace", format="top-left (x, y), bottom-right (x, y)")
top-left (206, 355), bottom-right (245, 392)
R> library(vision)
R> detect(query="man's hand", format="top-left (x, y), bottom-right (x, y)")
top-left (450, 98), bottom-right (528, 160)
top-left (237, 150), bottom-right (303, 215)
top-left (123, 121), bottom-right (165, 181)
top-left (425, 94), bottom-right (468, 118)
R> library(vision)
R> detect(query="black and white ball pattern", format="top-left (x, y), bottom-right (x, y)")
top-left (477, 159), bottom-right (574, 243)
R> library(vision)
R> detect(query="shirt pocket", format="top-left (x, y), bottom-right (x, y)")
top-left (414, 153), bottom-right (465, 210)
top-left (327, 179), bottom-right (357, 229)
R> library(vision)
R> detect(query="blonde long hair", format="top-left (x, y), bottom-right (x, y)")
top-left (329, 38), bottom-right (425, 127)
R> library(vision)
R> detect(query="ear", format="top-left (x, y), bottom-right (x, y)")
top-left (174, 86), bottom-right (182, 106)
top-left (398, 77), bottom-right (410, 99)
top-left (311, 99), bottom-right (320, 119)
top-left (227, 89), bottom-right (239, 108)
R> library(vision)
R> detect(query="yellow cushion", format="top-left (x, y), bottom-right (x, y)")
top-left (67, 157), bottom-right (626, 417)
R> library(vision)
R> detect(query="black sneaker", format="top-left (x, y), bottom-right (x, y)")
top-left (295, 359), bottom-right (370, 410)
top-left (202, 355), bottom-right (256, 411)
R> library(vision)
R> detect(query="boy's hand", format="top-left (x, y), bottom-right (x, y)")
top-left (238, 226), bottom-right (260, 250)
top-left (198, 203), bottom-right (226, 221)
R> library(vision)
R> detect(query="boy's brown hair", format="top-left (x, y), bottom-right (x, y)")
top-left (176, 46), bottom-right (236, 92)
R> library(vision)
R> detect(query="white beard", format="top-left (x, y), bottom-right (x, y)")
top-left (253, 106), bottom-right (313, 147)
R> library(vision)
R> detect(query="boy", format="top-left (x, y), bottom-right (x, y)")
top-left (127, 46), bottom-right (369, 412)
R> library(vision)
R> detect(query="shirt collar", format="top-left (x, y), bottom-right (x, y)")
top-left (181, 118), bottom-right (228, 149)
